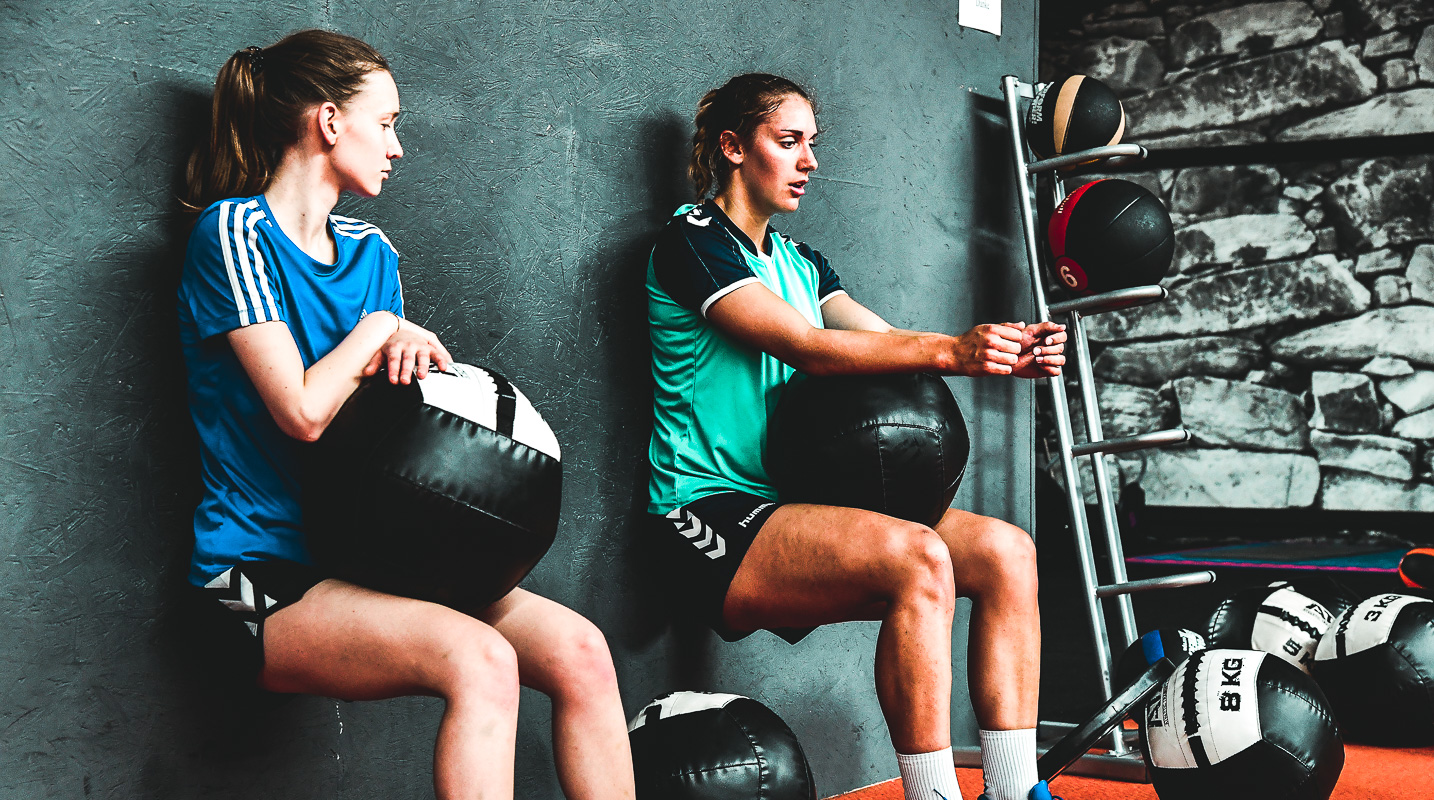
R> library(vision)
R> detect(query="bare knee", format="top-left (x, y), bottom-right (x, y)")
top-left (537, 617), bottom-right (619, 702)
top-left (968, 519), bottom-right (1037, 598)
top-left (877, 522), bottom-right (956, 615)
top-left (439, 622), bottom-right (521, 711)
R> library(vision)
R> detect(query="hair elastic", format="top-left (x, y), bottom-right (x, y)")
top-left (242, 46), bottom-right (264, 74)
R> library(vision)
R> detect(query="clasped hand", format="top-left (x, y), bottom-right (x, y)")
top-left (954, 321), bottom-right (1066, 378)
top-left (365, 318), bottom-right (454, 384)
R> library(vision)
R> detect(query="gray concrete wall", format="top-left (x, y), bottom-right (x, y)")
top-left (0, 2), bottom-right (1037, 797)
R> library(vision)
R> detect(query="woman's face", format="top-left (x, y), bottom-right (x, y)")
top-left (331, 70), bottom-right (403, 197)
top-left (727, 94), bottom-right (818, 216)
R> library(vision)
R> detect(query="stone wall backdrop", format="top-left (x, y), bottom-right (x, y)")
top-left (1038, 0), bottom-right (1434, 520)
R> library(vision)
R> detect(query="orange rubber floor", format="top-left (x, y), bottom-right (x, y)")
top-left (824, 743), bottom-right (1434, 800)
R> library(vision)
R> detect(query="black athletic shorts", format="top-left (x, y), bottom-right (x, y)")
top-left (187, 559), bottom-right (326, 688)
top-left (646, 491), bottom-right (814, 644)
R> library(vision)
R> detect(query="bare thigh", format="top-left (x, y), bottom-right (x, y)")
top-left (260, 579), bottom-right (513, 699)
top-left (722, 503), bottom-right (953, 632)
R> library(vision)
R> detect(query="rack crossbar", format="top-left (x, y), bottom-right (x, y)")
top-left (1049, 285), bottom-right (1168, 316)
top-left (1069, 429), bottom-right (1190, 458)
top-left (1095, 571), bottom-right (1217, 598)
top-left (1028, 144), bottom-right (1148, 173)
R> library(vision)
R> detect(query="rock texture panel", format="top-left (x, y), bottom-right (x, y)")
top-left (1173, 214), bottom-right (1315, 273)
top-left (1278, 89), bottom-right (1434, 140)
top-left (1174, 376), bottom-right (1310, 451)
top-left (1169, 2), bottom-right (1322, 66)
top-left (1380, 370), bottom-right (1434, 414)
top-left (1125, 41), bottom-right (1377, 136)
top-left (1131, 449), bottom-right (1320, 507)
top-left (1310, 431), bottom-right (1416, 480)
top-left (1169, 165), bottom-right (1283, 219)
top-left (1271, 306), bottom-right (1434, 366)
top-left (1327, 156), bottom-right (1434, 249)
top-left (1312, 371), bottom-right (1383, 433)
top-left (1092, 336), bottom-right (1263, 385)
top-left (1321, 470), bottom-right (1434, 511)
top-left (1087, 255), bottom-right (1371, 342)
top-left (1408, 244), bottom-right (1434, 303)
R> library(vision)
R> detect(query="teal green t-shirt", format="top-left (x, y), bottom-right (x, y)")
top-left (646, 202), bottom-right (845, 514)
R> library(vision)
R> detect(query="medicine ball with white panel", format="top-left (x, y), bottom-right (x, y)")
top-left (1312, 593), bottom-right (1434, 744)
top-left (1141, 649), bottom-right (1343, 800)
top-left (305, 363), bottom-right (563, 610)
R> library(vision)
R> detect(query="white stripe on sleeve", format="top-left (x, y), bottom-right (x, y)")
top-left (231, 201), bottom-right (269, 325)
top-left (699, 276), bottom-right (760, 318)
top-left (244, 211), bottom-right (280, 323)
top-left (218, 201), bottom-right (252, 327)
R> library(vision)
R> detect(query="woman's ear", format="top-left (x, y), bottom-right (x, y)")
top-left (317, 101), bottom-right (342, 146)
top-left (718, 129), bottom-right (744, 167)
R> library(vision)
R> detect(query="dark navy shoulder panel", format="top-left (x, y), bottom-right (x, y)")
top-left (651, 205), bottom-right (757, 313)
top-left (794, 241), bottom-right (844, 300)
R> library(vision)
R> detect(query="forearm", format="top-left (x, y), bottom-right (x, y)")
top-left (234, 311), bottom-right (400, 442)
top-left (297, 311), bottom-right (402, 421)
top-left (787, 328), bottom-right (959, 376)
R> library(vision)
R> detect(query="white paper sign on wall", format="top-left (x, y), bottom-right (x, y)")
top-left (959, 0), bottom-right (1001, 36)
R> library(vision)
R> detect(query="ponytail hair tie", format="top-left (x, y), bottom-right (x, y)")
top-left (242, 46), bottom-right (264, 74)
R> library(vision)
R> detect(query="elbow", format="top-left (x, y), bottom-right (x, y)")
top-left (275, 410), bottom-right (329, 443)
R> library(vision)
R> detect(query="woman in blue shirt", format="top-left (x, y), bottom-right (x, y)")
top-left (179, 30), bottom-right (633, 800)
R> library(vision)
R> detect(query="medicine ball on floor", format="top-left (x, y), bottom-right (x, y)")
top-left (305, 363), bottom-right (562, 610)
top-left (1116, 628), bottom-right (1206, 691)
top-left (768, 372), bottom-right (969, 528)
top-left (1399, 547), bottom-right (1434, 591)
top-left (1141, 649), bottom-right (1343, 800)
top-left (1025, 75), bottom-right (1126, 161)
top-left (628, 692), bottom-right (816, 800)
top-left (1312, 593), bottom-right (1434, 744)
top-left (1046, 178), bottom-right (1174, 295)
top-left (1207, 582), bottom-right (1338, 674)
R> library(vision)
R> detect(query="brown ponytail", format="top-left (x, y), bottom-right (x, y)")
top-left (182, 30), bottom-right (389, 211)
top-left (689, 74), bottom-right (813, 201)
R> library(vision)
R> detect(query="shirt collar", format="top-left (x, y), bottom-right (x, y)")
top-left (702, 201), bottom-right (776, 258)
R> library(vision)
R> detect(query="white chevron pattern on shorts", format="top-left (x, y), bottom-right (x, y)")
top-left (665, 508), bottom-right (727, 560)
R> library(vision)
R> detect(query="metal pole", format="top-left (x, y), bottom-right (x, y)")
top-left (1001, 76), bottom-right (1115, 701)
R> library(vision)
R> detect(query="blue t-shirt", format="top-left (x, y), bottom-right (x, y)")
top-left (178, 195), bottom-right (404, 586)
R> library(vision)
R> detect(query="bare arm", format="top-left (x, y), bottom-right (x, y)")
top-left (707, 284), bottom-right (1028, 377)
top-left (228, 313), bottom-right (453, 442)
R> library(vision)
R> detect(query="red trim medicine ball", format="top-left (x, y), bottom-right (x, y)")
top-left (1047, 178), bottom-right (1174, 295)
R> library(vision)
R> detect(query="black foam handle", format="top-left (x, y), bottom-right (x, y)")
top-left (1036, 657), bottom-right (1175, 782)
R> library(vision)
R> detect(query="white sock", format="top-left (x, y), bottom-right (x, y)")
top-left (978, 729), bottom-right (1038, 800)
top-left (897, 747), bottom-right (963, 800)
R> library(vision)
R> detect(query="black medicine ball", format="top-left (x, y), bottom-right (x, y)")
top-left (1046, 179), bottom-right (1174, 295)
top-left (1025, 74), bottom-right (1126, 161)
top-left (1116, 628), bottom-right (1206, 691)
top-left (768, 372), bottom-right (969, 528)
top-left (305, 363), bottom-right (562, 610)
top-left (628, 692), bottom-right (816, 800)
top-left (1141, 649), bottom-right (1344, 800)
top-left (1312, 593), bottom-right (1434, 744)
top-left (1207, 583), bottom-right (1337, 675)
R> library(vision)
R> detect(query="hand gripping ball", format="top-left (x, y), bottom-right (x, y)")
top-left (768, 372), bottom-right (969, 528)
top-left (305, 363), bottom-right (562, 610)
top-left (1206, 582), bottom-right (1339, 674)
top-left (628, 692), bottom-right (816, 800)
top-left (1312, 593), bottom-right (1434, 744)
top-left (1047, 179), bottom-right (1174, 295)
top-left (1025, 75), bottom-right (1126, 161)
top-left (1141, 649), bottom-right (1344, 800)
